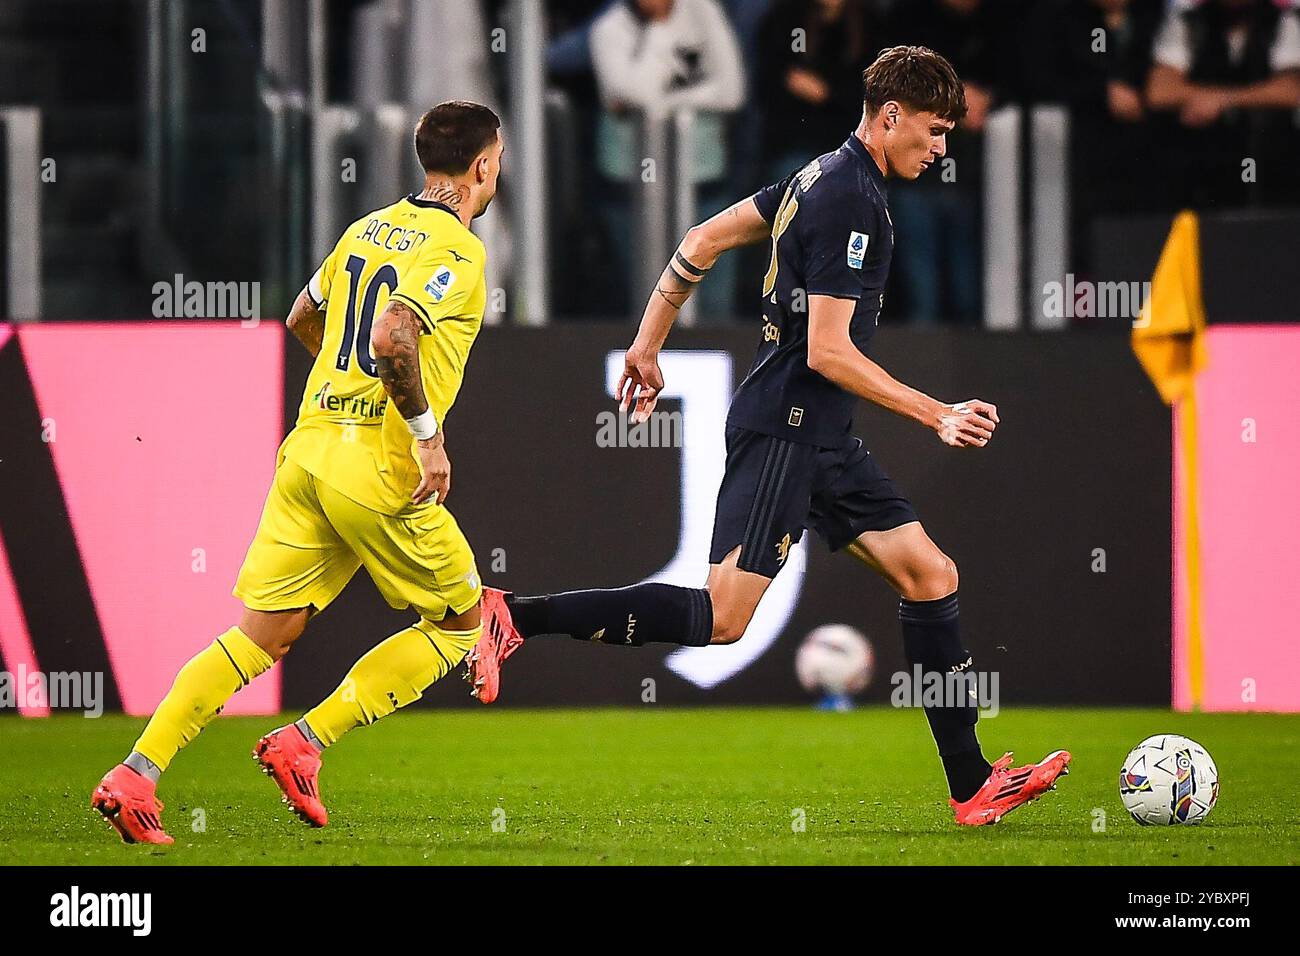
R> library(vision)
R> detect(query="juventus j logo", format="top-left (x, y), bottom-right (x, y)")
top-left (603, 349), bottom-right (806, 690)
top-left (624, 613), bottom-right (637, 644)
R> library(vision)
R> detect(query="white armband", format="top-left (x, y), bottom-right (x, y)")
top-left (305, 267), bottom-right (326, 308)
top-left (404, 409), bottom-right (438, 440)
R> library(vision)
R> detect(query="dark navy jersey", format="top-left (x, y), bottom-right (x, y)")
top-left (727, 134), bottom-right (893, 447)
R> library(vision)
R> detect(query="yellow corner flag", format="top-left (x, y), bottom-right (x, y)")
top-left (1132, 211), bottom-right (1208, 708)
top-left (1133, 211), bottom-right (1209, 402)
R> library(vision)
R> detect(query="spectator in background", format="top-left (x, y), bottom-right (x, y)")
top-left (878, 0), bottom-right (1018, 324)
top-left (590, 0), bottom-right (746, 320)
top-left (1146, 0), bottom-right (1300, 208)
top-left (757, 0), bottom-right (881, 182)
top-left (547, 0), bottom-right (617, 76)
top-left (721, 0), bottom-right (779, 225)
top-left (539, 1), bottom-right (616, 318)
top-left (1028, 0), bottom-right (1165, 272)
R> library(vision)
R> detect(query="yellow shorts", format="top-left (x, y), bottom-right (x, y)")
top-left (234, 457), bottom-right (481, 621)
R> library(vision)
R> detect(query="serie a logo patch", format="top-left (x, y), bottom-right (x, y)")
top-left (847, 231), bottom-right (868, 270)
top-left (425, 265), bottom-right (457, 302)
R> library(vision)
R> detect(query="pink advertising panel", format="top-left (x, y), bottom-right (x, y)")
top-left (16, 322), bottom-right (284, 715)
top-left (0, 525), bottom-right (48, 716)
top-left (0, 327), bottom-right (45, 712)
top-left (1174, 325), bottom-right (1300, 712)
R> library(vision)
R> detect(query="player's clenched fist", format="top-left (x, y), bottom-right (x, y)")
top-left (412, 432), bottom-right (451, 504)
top-left (936, 399), bottom-right (999, 448)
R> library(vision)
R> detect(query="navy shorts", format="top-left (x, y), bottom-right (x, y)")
top-left (708, 425), bottom-right (918, 578)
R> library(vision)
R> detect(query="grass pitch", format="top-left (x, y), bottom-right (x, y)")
top-left (1, 707), bottom-right (1295, 865)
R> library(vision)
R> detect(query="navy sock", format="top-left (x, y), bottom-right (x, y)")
top-left (506, 584), bottom-right (713, 647)
top-left (899, 592), bottom-right (992, 802)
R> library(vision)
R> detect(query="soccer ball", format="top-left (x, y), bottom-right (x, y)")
top-left (1118, 734), bottom-right (1219, 826)
top-left (795, 624), bottom-right (874, 699)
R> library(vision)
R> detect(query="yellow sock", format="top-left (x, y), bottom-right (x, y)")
top-left (303, 620), bottom-right (480, 747)
top-left (132, 627), bottom-right (274, 771)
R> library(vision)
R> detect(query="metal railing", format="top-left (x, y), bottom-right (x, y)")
top-left (508, 0), bottom-right (550, 326)
top-left (982, 103), bottom-right (1072, 330)
top-left (631, 109), bottom-right (702, 327)
top-left (0, 107), bottom-right (42, 321)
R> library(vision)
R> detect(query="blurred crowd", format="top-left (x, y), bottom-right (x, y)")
top-left (516, 0), bottom-right (1300, 323)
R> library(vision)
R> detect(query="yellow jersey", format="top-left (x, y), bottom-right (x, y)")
top-left (279, 194), bottom-right (487, 515)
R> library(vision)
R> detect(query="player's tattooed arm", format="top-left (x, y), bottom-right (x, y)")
top-left (372, 301), bottom-right (429, 421)
top-left (651, 259), bottom-right (698, 313)
top-left (646, 197), bottom-right (773, 326)
top-left (285, 289), bottom-right (326, 357)
top-left (619, 197), bottom-right (773, 422)
top-left (373, 301), bottom-right (450, 503)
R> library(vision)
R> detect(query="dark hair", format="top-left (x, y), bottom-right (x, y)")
top-left (414, 101), bottom-right (501, 175)
top-left (862, 46), bottom-right (967, 121)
